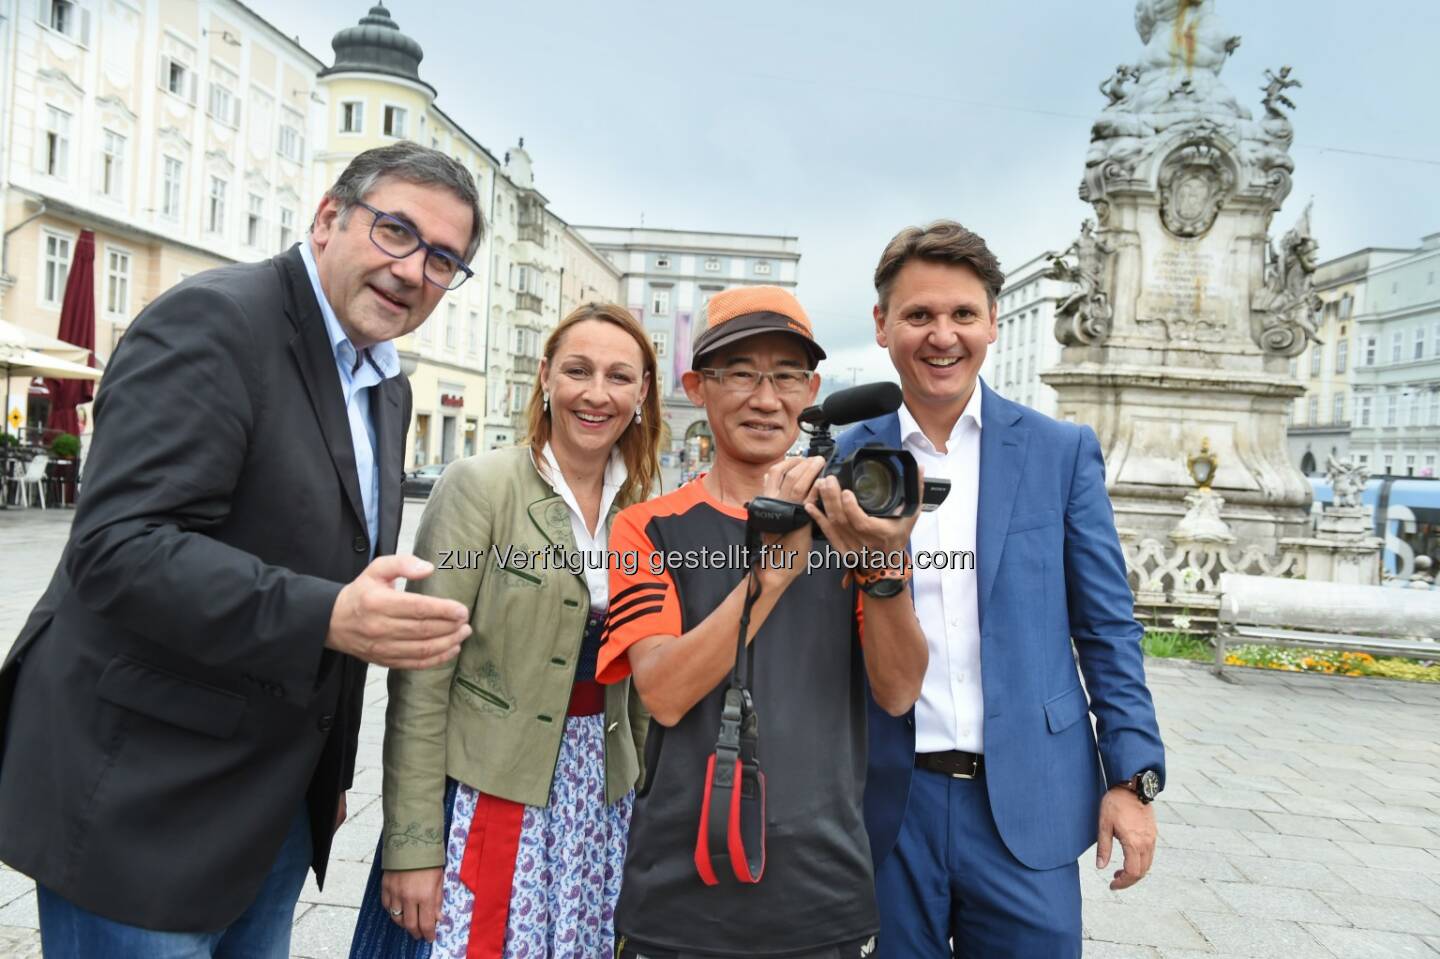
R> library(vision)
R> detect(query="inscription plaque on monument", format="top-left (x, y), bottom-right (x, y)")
top-left (1136, 242), bottom-right (1225, 341)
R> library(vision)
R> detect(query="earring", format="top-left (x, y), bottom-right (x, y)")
top-left (634, 405), bottom-right (642, 424)
top-left (543, 392), bottom-right (550, 413)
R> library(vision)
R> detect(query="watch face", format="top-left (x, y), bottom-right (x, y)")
top-left (864, 576), bottom-right (906, 599)
top-left (1139, 769), bottom-right (1161, 801)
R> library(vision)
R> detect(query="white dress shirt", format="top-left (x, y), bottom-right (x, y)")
top-left (539, 442), bottom-right (627, 612)
top-left (900, 387), bottom-right (985, 754)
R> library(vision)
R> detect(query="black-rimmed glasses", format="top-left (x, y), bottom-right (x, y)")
top-left (699, 367), bottom-right (817, 395)
top-left (356, 201), bottom-right (474, 291)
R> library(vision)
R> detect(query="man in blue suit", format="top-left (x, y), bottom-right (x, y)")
top-left (838, 221), bottom-right (1165, 956)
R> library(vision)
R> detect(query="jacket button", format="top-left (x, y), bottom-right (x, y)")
top-left (352, 535), bottom-right (367, 553)
top-left (317, 714), bottom-right (335, 732)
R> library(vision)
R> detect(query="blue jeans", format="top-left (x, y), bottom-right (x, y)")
top-left (37, 805), bottom-right (312, 959)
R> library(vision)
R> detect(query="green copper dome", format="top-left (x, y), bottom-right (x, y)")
top-left (320, 4), bottom-right (435, 96)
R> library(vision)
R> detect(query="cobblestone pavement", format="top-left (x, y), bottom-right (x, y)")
top-left (2, 506), bottom-right (1438, 958)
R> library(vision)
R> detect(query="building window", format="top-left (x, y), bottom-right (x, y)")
top-left (1335, 338), bottom-right (1347, 373)
top-left (277, 207), bottom-right (295, 249)
top-left (1332, 393), bottom-right (1345, 424)
top-left (704, 257), bottom-right (720, 272)
top-left (1385, 393), bottom-right (1398, 427)
top-left (1309, 344), bottom-right (1322, 376)
top-left (1390, 331), bottom-right (1402, 363)
top-left (1358, 395), bottom-right (1372, 427)
top-left (512, 328), bottom-right (540, 357)
top-left (207, 176), bottom-right (227, 233)
top-left (1383, 453), bottom-right (1394, 472)
top-left (161, 156), bottom-right (183, 218)
top-left (650, 331), bottom-right (668, 357)
top-left (1307, 396), bottom-right (1318, 425)
top-left (44, 106), bottom-right (70, 178)
top-left (207, 64), bottom-right (240, 127)
top-left (42, 232), bottom-right (72, 306)
top-left (754, 260), bottom-right (772, 276)
top-left (383, 105), bottom-right (407, 138)
top-left (41, 0), bottom-right (90, 42)
top-left (1432, 392), bottom-right (1440, 426)
top-left (1288, 357), bottom-right (1298, 377)
top-left (655, 256), bottom-right (671, 269)
top-left (445, 304), bottom-right (458, 349)
top-left (510, 382), bottom-right (531, 415)
top-left (1355, 453), bottom-right (1368, 467)
top-left (100, 129), bottom-right (126, 199)
top-left (651, 288), bottom-right (670, 316)
top-left (278, 110), bottom-right (303, 162)
top-left (340, 100), bottom-right (364, 134)
top-left (1339, 294), bottom-right (1353, 319)
top-left (1435, 323), bottom-right (1440, 357)
top-left (1364, 336), bottom-right (1376, 366)
top-left (467, 310), bottom-right (479, 354)
top-left (163, 56), bottom-right (194, 101)
top-left (105, 249), bottom-right (131, 316)
top-left (1415, 328), bottom-right (1426, 360)
top-left (1406, 454), bottom-right (1416, 476)
top-left (246, 194), bottom-right (264, 247)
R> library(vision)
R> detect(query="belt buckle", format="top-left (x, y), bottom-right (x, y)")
top-left (951, 754), bottom-right (979, 780)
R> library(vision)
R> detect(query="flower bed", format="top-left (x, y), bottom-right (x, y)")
top-left (1142, 627), bottom-right (1439, 683)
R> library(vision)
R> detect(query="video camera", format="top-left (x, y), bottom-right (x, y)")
top-left (747, 382), bottom-right (950, 535)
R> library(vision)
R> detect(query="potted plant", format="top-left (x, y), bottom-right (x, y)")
top-left (49, 433), bottom-right (80, 459)
top-left (47, 432), bottom-right (81, 505)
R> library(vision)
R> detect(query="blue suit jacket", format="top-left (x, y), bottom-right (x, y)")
top-left (838, 382), bottom-right (1165, 871)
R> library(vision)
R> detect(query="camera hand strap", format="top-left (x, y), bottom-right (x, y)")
top-left (694, 543), bottom-right (766, 886)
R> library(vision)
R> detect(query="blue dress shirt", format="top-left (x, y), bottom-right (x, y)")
top-left (297, 240), bottom-right (399, 558)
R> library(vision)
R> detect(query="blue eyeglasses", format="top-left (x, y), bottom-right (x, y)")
top-left (356, 201), bottom-right (474, 291)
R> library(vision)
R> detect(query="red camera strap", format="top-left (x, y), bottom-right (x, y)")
top-left (694, 568), bottom-right (766, 885)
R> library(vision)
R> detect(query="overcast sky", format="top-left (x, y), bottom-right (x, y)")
top-left (250, 0), bottom-right (1440, 384)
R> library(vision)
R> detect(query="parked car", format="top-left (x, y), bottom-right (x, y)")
top-left (402, 463), bottom-right (447, 499)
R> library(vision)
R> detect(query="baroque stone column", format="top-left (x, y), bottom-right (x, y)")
top-left (1042, 0), bottom-right (1319, 551)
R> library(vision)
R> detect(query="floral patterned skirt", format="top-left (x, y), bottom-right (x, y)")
top-left (350, 713), bottom-right (633, 959)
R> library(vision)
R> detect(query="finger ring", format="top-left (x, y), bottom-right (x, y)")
top-left (389, 906), bottom-right (404, 917)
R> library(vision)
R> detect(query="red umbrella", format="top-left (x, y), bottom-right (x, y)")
top-left (44, 229), bottom-right (97, 437)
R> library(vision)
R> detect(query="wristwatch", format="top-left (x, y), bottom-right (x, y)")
top-left (853, 561), bottom-right (911, 599)
top-left (859, 574), bottom-right (907, 599)
top-left (1125, 769), bottom-right (1162, 804)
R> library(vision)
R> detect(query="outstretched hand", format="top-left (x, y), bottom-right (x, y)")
top-left (325, 555), bottom-right (471, 669)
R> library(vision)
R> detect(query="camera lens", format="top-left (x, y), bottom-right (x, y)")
top-left (851, 459), bottom-right (901, 515)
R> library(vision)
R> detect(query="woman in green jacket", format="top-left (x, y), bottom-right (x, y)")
top-left (350, 302), bottom-right (662, 959)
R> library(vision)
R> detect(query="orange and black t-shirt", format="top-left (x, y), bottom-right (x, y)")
top-left (598, 478), bottom-right (878, 956)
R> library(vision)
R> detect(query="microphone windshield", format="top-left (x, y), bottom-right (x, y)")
top-left (820, 382), bottom-right (903, 426)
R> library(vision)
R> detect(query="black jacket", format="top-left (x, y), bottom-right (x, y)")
top-left (0, 246), bottom-right (409, 930)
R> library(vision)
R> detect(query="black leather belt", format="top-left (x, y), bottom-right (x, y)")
top-left (916, 750), bottom-right (984, 779)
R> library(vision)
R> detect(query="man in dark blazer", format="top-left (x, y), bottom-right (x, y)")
top-left (838, 221), bottom-right (1165, 957)
top-left (0, 142), bottom-right (479, 957)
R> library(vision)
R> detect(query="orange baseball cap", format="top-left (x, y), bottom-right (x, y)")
top-left (691, 285), bottom-right (827, 369)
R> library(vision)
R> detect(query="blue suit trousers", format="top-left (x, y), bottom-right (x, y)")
top-left (875, 768), bottom-right (1081, 958)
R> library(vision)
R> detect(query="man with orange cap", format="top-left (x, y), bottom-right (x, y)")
top-left (596, 286), bottom-right (928, 958)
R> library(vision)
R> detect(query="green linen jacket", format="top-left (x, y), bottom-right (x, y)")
top-left (381, 446), bottom-right (649, 871)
